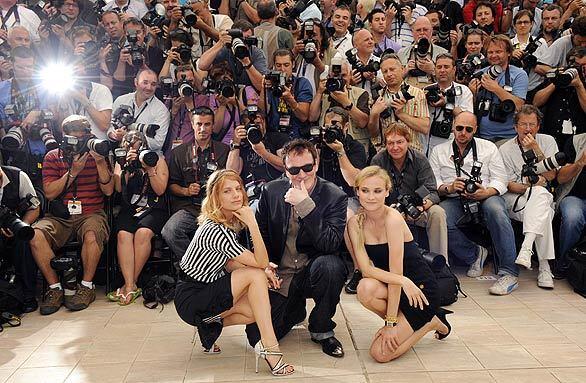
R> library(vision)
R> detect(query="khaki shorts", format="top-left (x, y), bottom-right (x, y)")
top-left (33, 210), bottom-right (109, 252)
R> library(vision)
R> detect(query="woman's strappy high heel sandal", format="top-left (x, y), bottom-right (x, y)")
top-left (254, 340), bottom-right (295, 376)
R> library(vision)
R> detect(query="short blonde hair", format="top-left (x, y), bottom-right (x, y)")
top-left (198, 170), bottom-right (249, 232)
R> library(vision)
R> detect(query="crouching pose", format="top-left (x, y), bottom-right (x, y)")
top-left (347, 166), bottom-right (452, 363)
top-left (174, 170), bottom-right (294, 377)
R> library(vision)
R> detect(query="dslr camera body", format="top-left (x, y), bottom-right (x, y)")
top-left (345, 48), bottom-right (380, 76)
top-left (114, 146), bottom-right (159, 171)
top-left (380, 83), bottom-right (415, 119)
top-left (126, 30), bottom-right (145, 67)
top-left (394, 185), bottom-right (430, 220)
top-left (408, 37), bottom-right (431, 77)
top-left (458, 160), bottom-right (483, 225)
top-left (456, 53), bottom-right (489, 82)
top-left (60, 134), bottom-right (110, 160)
top-left (301, 20), bottom-right (318, 63)
top-left (227, 29), bottom-right (259, 60)
top-left (242, 105), bottom-right (264, 145)
top-left (545, 67), bottom-right (580, 89)
top-left (0, 193), bottom-right (39, 241)
top-left (1, 107), bottom-right (58, 151)
top-left (325, 54), bottom-right (345, 93)
top-left (202, 77), bottom-right (236, 98)
top-left (265, 70), bottom-right (291, 98)
top-left (160, 75), bottom-right (194, 99)
top-left (521, 149), bottom-right (567, 184)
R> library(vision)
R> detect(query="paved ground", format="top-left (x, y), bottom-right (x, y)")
top-left (1, 268), bottom-right (586, 383)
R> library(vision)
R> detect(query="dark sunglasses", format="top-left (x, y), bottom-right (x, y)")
top-left (286, 162), bottom-right (314, 175)
top-left (455, 125), bottom-right (475, 133)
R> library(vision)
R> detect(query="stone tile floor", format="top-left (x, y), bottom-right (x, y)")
top-left (1, 268), bottom-right (586, 382)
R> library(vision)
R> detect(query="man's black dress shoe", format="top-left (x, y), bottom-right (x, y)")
top-left (311, 336), bottom-right (344, 358)
top-left (22, 297), bottom-right (38, 313)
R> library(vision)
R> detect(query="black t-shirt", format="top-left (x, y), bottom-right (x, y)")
top-left (563, 138), bottom-right (586, 199)
top-left (539, 83), bottom-right (586, 150)
top-left (239, 131), bottom-right (289, 188)
top-left (317, 134), bottom-right (367, 196)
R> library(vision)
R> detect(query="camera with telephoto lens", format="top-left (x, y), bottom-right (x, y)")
top-left (394, 185), bottom-right (430, 220)
top-left (435, 16), bottom-right (452, 51)
top-left (488, 99), bottom-right (516, 123)
top-left (126, 30), bottom-right (145, 67)
top-left (456, 53), bottom-right (489, 82)
top-left (141, 2), bottom-right (167, 36)
top-left (323, 124), bottom-right (344, 144)
top-left (203, 77), bottom-right (236, 98)
top-left (510, 39), bottom-right (540, 70)
top-left (163, 73), bottom-right (196, 98)
top-left (128, 123), bottom-right (160, 138)
top-left (166, 44), bottom-right (192, 65)
top-left (180, 5), bottom-right (197, 27)
top-left (345, 48), bottom-right (380, 74)
top-left (60, 134), bottom-right (110, 160)
top-left (115, 146), bottom-right (159, 171)
top-left (0, 193), bottom-right (39, 241)
top-left (472, 63), bottom-right (503, 81)
top-left (384, 0), bottom-right (414, 24)
top-left (521, 149), bottom-right (567, 184)
top-left (380, 83), bottom-right (415, 119)
top-left (545, 67), bottom-right (579, 88)
top-left (226, 29), bottom-right (259, 60)
top-left (326, 54), bottom-right (345, 93)
top-left (102, 36), bottom-right (121, 66)
top-left (265, 70), bottom-right (290, 98)
top-left (408, 37), bottom-right (431, 77)
top-left (459, 20), bottom-right (480, 35)
top-left (243, 105), bottom-right (263, 145)
top-left (111, 105), bottom-right (135, 129)
top-left (1, 107), bottom-right (58, 151)
top-left (301, 20), bottom-right (318, 63)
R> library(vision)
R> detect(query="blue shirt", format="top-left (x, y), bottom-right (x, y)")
top-left (213, 46), bottom-right (268, 87)
top-left (478, 65), bottom-right (528, 139)
top-left (267, 76), bottom-right (313, 138)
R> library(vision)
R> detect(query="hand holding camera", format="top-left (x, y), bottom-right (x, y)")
top-left (449, 177), bottom-right (466, 194)
top-left (232, 125), bottom-right (247, 145)
top-left (70, 152), bottom-right (90, 178)
top-left (187, 182), bottom-right (201, 196)
top-left (372, 96), bottom-right (388, 115)
top-left (480, 74), bottom-right (501, 93)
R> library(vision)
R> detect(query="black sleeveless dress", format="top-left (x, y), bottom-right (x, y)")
top-left (364, 241), bottom-right (440, 331)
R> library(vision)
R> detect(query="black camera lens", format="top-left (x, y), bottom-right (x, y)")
top-left (247, 125), bottom-right (263, 145)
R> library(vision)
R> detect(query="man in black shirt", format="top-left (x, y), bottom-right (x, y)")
top-left (226, 106), bottom-right (288, 209)
top-left (555, 133), bottom-right (586, 277)
top-left (161, 107), bottom-right (229, 261)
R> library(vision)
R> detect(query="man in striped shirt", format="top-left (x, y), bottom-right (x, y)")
top-left (30, 115), bottom-right (114, 315)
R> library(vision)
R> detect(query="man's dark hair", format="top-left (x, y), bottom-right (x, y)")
top-left (233, 20), bottom-right (254, 32)
top-left (543, 4), bottom-right (562, 16)
top-left (325, 106), bottom-right (350, 126)
top-left (10, 46), bottom-right (34, 61)
top-left (474, 1), bottom-right (495, 18)
top-left (123, 17), bottom-right (145, 31)
top-left (571, 16), bottom-right (586, 38)
top-left (257, 0), bottom-right (278, 20)
top-left (273, 48), bottom-right (295, 64)
top-left (334, 4), bottom-right (352, 15)
top-left (435, 52), bottom-right (455, 65)
top-left (192, 106), bottom-right (215, 124)
top-left (282, 139), bottom-right (318, 163)
top-left (101, 10), bottom-right (121, 22)
top-left (513, 104), bottom-right (543, 127)
top-left (367, 8), bottom-right (385, 23)
top-left (567, 46), bottom-right (586, 65)
top-left (169, 28), bottom-right (193, 45)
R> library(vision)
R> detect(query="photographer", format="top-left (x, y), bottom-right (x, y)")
top-left (108, 69), bottom-right (170, 151)
top-left (158, 28), bottom-right (195, 81)
top-left (425, 53), bottom-right (474, 155)
top-left (197, 21), bottom-right (267, 92)
top-left (109, 130), bottom-right (169, 305)
top-left (0, 26), bottom-right (31, 80)
top-left (261, 49), bottom-right (312, 139)
top-left (226, 106), bottom-right (287, 208)
top-left (385, 0), bottom-right (428, 49)
top-left (161, 106), bottom-right (228, 262)
top-left (111, 18), bottom-right (164, 98)
top-left (462, 0), bottom-right (502, 33)
top-left (292, 19), bottom-right (333, 93)
top-left (536, 16), bottom-right (586, 74)
top-left (0, 0), bottom-right (40, 47)
top-left (502, 0), bottom-right (543, 37)
top-left (369, 53), bottom-right (430, 153)
top-left (330, 5), bottom-right (354, 57)
top-left (499, 105), bottom-right (558, 289)
top-left (555, 132), bottom-right (586, 278)
top-left (533, 47), bottom-right (586, 149)
top-left (254, 0), bottom-right (294, 69)
top-left (372, 123), bottom-right (447, 262)
top-left (430, 111), bottom-right (519, 296)
top-left (0, 165), bottom-right (40, 313)
top-left (310, 58), bottom-right (371, 152)
top-left (468, 35), bottom-right (528, 142)
top-left (398, 16), bottom-right (448, 89)
top-left (349, 29), bottom-right (384, 95)
top-left (368, 9), bottom-right (402, 58)
top-left (30, 115), bottom-right (114, 315)
top-left (101, 0), bottom-right (148, 19)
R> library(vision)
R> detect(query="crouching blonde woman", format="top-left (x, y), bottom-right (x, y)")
top-left (347, 166), bottom-right (452, 363)
top-left (174, 169), bottom-right (294, 376)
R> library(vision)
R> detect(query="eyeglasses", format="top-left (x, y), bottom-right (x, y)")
top-left (455, 125), bottom-right (475, 133)
top-left (285, 163), bottom-right (315, 175)
top-left (515, 20), bottom-right (532, 25)
top-left (516, 122), bottom-right (538, 129)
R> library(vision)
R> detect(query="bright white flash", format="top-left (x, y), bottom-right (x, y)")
top-left (40, 63), bottom-right (76, 95)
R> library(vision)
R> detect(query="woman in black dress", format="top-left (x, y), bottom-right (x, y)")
top-left (347, 166), bottom-right (452, 363)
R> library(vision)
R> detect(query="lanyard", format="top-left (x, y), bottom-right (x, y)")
top-left (333, 35), bottom-right (348, 50)
top-left (191, 142), bottom-right (215, 182)
top-left (133, 98), bottom-right (149, 121)
top-left (452, 139), bottom-right (478, 177)
top-left (0, 6), bottom-right (19, 31)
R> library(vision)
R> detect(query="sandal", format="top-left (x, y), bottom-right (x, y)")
top-left (107, 288), bottom-right (125, 302)
top-left (202, 343), bottom-right (222, 354)
top-left (118, 288), bottom-right (142, 306)
top-left (254, 340), bottom-right (294, 376)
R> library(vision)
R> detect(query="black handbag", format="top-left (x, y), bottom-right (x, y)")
top-left (567, 238), bottom-right (586, 298)
top-left (418, 248), bottom-right (466, 306)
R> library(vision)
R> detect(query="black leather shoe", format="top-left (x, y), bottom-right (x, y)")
top-left (312, 336), bottom-right (344, 358)
top-left (345, 270), bottom-right (362, 294)
top-left (22, 297), bottom-right (38, 313)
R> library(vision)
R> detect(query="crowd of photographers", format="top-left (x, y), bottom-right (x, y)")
top-left (0, 0), bottom-right (584, 315)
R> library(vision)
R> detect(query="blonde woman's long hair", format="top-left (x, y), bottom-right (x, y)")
top-left (353, 166), bottom-right (393, 246)
top-left (198, 169), bottom-right (249, 232)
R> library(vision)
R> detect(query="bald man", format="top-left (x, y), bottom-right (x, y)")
top-left (7, 26), bottom-right (31, 49)
top-left (397, 16), bottom-right (448, 89)
top-left (430, 111), bottom-right (519, 296)
top-left (350, 29), bottom-right (383, 95)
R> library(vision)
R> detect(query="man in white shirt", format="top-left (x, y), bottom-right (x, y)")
top-left (385, 0), bottom-right (427, 49)
top-left (499, 105), bottom-right (558, 289)
top-left (430, 111), bottom-right (519, 296)
top-left (330, 5), bottom-right (354, 57)
top-left (108, 69), bottom-right (170, 151)
top-left (0, 0), bottom-right (41, 44)
top-left (102, 0), bottom-right (148, 19)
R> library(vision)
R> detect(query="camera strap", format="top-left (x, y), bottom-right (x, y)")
top-left (0, 5), bottom-right (19, 32)
top-left (132, 98), bottom-right (150, 121)
top-left (452, 138), bottom-right (477, 178)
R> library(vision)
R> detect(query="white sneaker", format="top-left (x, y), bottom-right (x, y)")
top-left (537, 270), bottom-right (554, 289)
top-left (515, 247), bottom-right (533, 270)
top-left (489, 275), bottom-right (519, 295)
top-left (467, 245), bottom-right (488, 278)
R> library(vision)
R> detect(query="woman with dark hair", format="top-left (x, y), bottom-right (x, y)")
top-left (175, 169), bottom-right (294, 376)
top-left (348, 166), bottom-right (452, 363)
top-left (108, 130), bottom-right (169, 305)
top-left (511, 10), bottom-right (535, 61)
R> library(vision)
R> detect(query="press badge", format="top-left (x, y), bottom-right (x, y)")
top-left (279, 115), bottom-right (290, 128)
top-left (67, 200), bottom-right (82, 215)
top-left (130, 194), bottom-right (148, 207)
top-left (562, 119), bottom-right (575, 135)
top-left (206, 162), bottom-right (218, 172)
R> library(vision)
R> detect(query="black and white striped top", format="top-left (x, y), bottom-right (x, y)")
top-left (180, 219), bottom-right (247, 283)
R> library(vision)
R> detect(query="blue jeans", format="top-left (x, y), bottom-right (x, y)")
top-left (161, 209), bottom-right (198, 261)
top-left (558, 196), bottom-right (586, 270)
top-left (440, 196), bottom-right (518, 277)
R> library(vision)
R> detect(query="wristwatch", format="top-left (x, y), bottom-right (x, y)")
top-left (243, 62), bottom-right (253, 69)
top-left (230, 141), bottom-right (241, 151)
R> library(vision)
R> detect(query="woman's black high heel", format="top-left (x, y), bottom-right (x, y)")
top-left (434, 308), bottom-right (453, 340)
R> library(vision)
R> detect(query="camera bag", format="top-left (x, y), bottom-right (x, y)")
top-left (418, 248), bottom-right (466, 306)
top-left (0, 278), bottom-right (23, 316)
top-left (567, 238), bottom-right (586, 298)
top-left (142, 274), bottom-right (177, 310)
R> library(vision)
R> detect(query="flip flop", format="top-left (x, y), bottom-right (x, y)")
top-left (107, 288), bottom-right (125, 302)
top-left (118, 288), bottom-right (142, 306)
